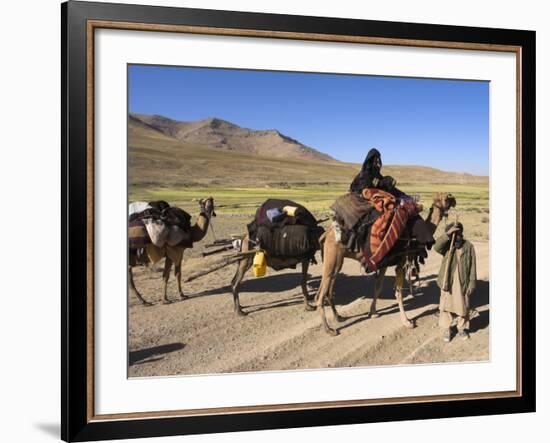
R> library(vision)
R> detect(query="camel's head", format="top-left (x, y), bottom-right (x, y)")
top-left (433, 192), bottom-right (456, 218)
top-left (199, 196), bottom-right (216, 218)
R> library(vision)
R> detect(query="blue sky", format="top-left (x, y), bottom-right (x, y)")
top-left (129, 65), bottom-right (489, 175)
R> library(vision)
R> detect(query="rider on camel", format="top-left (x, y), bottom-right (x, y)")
top-left (350, 148), bottom-right (405, 197)
top-left (351, 148), bottom-right (435, 249)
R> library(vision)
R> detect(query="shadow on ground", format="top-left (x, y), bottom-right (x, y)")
top-left (138, 267), bottom-right (490, 334)
top-left (191, 271), bottom-right (307, 298)
top-left (330, 275), bottom-right (489, 333)
top-left (129, 342), bottom-right (186, 366)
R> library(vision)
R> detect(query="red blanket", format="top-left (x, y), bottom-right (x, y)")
top-left (361, 189), bottom-right (419, 271)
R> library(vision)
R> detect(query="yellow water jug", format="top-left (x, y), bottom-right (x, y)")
top-left (283, 205), bottom-right (298, 217)
top-left (252, 251), bottom-right (267, 277)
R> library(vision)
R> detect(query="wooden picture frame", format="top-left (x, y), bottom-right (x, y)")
top-left (62, 1), bottom-right (536, 441)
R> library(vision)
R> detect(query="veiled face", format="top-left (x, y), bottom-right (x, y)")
top-left (371, 156), bottom-right (382, 172)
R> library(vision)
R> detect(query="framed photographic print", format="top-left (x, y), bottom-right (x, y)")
top-left (62, 1), bottom-right (535, 441)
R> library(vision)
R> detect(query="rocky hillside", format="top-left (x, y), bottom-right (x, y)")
top-left (131, 113), bottom-right (335, 162)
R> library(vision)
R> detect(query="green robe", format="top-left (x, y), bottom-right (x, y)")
top-left (434, 233), bottom-right (477, 296)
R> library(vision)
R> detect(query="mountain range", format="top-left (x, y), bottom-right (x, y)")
top-left (130, 113), bottom-right (334, 162)
top-left (128, 113), bottom-right (488, 189)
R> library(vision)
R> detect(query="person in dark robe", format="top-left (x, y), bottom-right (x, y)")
top-left (350, 148), bottom-right (404, 197)
top-left (350, 148), bottom-right (434, 247)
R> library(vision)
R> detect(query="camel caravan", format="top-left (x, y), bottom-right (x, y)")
top-left (128, 148), bottom-right (456, 336)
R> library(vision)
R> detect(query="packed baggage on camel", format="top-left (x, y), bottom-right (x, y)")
top-left (230, 199), bottom-right (325, 316)
top-left (128, 200), bottom-right (193, 251)
top-left (128, 197), bottom-right (216, 305)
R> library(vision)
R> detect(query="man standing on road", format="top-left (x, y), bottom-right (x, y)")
top-left (434, 222), bottom-right (477, 342)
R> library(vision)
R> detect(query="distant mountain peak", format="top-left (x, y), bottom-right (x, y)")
top-left (130, 113), bottom-right (336, 162)
top-left (199, 117), bottom-right (240, 131)
top-left (144, 114), bottom-right (177, 123)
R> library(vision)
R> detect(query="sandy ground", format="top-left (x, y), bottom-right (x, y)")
top-left (128, 217), bottom-right (489, 377)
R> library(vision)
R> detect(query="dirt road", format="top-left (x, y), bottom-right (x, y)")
top-left (128, 233), bottom-right (489, 377)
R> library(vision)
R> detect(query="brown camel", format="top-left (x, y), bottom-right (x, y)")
top-left (129, 197), bottom-right (216, 305)
top-left (316, 193), bottom-right (456, 336)
top-left (230, 233), bottom-right (319, 316)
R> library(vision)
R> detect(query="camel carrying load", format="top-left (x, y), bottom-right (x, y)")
top-left (229, 199), bottom-right (326, 316)
top-left (128, 197), bottom-right (217, 305)
top-left (331, 189), bottom-right (432, 273)
top-left (246, 199), bottom-right (325, 269)
top-left (314, 148), bottom-right (458, 336)
top-left (316, 191), bottom-right (457, 336)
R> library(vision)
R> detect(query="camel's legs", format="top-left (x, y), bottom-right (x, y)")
top-left (394, 265), bottom-right (415, 328)
top-left (230, 235), bottom-right (253, 316)
top-left (328, 278), bottom-right (345, 323)
top-left (317, 237), bottom-right (340, 336)
top-left (369, 267), bottom-right (387, 318)
top-left (162, 258), bottom-right (173, 304)
top-left (328, 252), bottom-right (345, 322)
top-left (174, 260), bottom-right (187, 300)
top-left (301, 260), bottom-right (315, 311)
top-left (128, 266), bottom-right (153, 306)
top-left (316, 273), bottom-right (337, 336)
top-left (313, 235), bottom-right (327, 306)
top-left (231, 257), bottom-right (252, 316)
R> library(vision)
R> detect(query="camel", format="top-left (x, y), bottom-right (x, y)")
top-left (128, 197), bottom-right (216, 305)
top-left (316, 192), bottom-right (456, 336)
top-left (229, 232), bottom-right (319, 316)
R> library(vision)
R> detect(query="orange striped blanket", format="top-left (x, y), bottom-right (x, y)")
top-left (361, 188), bottom-right (419, 272)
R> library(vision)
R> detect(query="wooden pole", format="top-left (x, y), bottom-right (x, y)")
top-left (182, 250), bottom-right (258, 283)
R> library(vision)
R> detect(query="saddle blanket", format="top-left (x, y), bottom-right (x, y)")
top-left (362, 199), bottom-right (419, 272)
top-left (128, 219), bottom-right (150, 249)
top-left (330, 192), bottom-right (375, 230)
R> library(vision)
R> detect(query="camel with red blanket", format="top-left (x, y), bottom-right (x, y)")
top-left (316, 192), bottom-right (456, 336)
